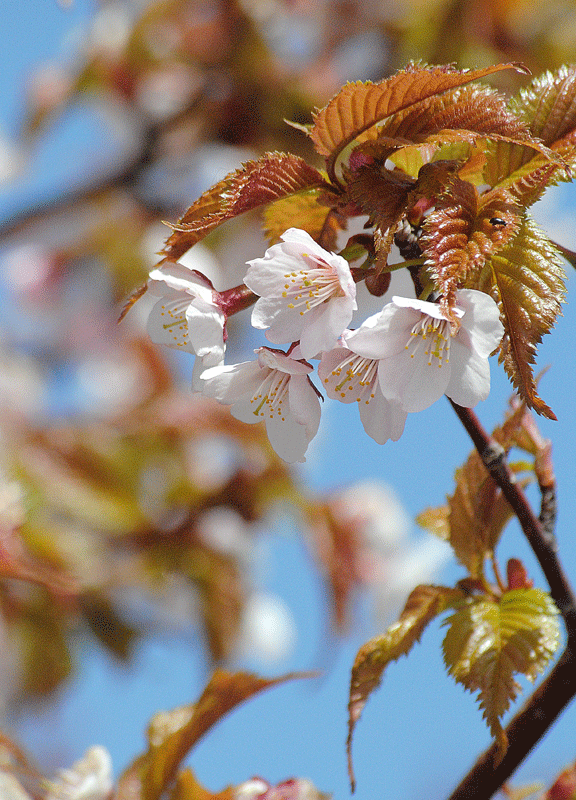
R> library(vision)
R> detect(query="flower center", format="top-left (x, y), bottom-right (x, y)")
top-left (406, 314), bottom-right (451, 367)
top-left (326, 353), bottom-right (379, 403)
top-left (159, 298), bottom-right (189, 347)
top-left (282, 256), bottom-right (344, 316)
top-left (250, 370), bottom-right (291, 420)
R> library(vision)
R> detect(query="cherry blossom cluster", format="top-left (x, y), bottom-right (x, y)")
top-left (147, 228), bottom-right (504, 463)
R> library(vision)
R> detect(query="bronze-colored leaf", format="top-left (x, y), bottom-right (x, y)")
top-left (475, 214), bottom-right (566, 418)
top-left (310, 62), bottom-right (530, 182)
top-left (376, 83), bottom-right (530, 146)
top-left (344, 162), bottom-right (415, 237)
top-left (163, 153), bottom-right (327, 261)
top-left (118, 670), bottom-right (316, 800)
top-left (442, 590), bottom-right (559, 759)
top-left (347, 584), bottom-right (461, 790)
top-left (448, 453), bottom-right (500, 578)
top-left (420, 182), bottom-right (520, 315)
top-left (171, 769), bottom-right (234, 800)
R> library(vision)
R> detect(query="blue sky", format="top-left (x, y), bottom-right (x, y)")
top-left (2, 3), bottom-right (576, 799)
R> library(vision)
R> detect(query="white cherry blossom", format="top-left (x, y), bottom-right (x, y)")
top-left (45, 746), bottom-right (113, 800)
top-left (146, 261), bottom-right (225, 366)
top-left (244, 228), bottom-right (357, 359)
top-left (344, 289), bottom-right (504, 413)
top-left (201, 347), bottom-right (321, 463)
top-left (319, 340), bottom-right (406, 445)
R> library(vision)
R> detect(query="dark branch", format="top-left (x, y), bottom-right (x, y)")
top-left (447, 400), bottom-right (576, 800)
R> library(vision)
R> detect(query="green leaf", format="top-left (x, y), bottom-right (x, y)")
top-left (442, 589), bottom-right (560, 759)
top-left (311, 62), bottom-right (530, 183)
top-left (475, 214), bottom-right (566, 418)
top-left (162, 153), bottom-right (327, 261)
top-left (262, 189), bottom-right (339, 249)
top-left (347, 584), bottom-right (462, 790)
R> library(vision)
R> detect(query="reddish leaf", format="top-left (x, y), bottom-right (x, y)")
top-left (421, 183), bottom-right (521, 314)
top-left (163, 154), bottom-right (327, 261)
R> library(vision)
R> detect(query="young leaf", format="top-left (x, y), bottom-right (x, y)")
top-left (374, 83), bottom-right (530, 145)
top-left (420, 183), bottom-right (520, 314)
top-left (262, 190), bottom-right (340, 249)
top-left (476, 214), bottom-right (566, 418)
top-left (347, 584), bottom-right (462, 790)
top-left (511, 65), bottom-right (576, 146)
top-left (442, 589), bottom-right (560, 759)
top-left (162, 153), bottom-right (327, 261)
top-left (448, 452), bottom-right (512, 578)
top-left (310, 62), bottom-right (529, 182)
top-left (118, 670), bottom-right (316, 800)
top-left (344, 163), bottom-right (415, 238)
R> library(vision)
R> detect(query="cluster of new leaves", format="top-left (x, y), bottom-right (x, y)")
top-left (346, 398), bottom-right (561, 790)
top-left (0, 670), bottom-right (328, 800)
top-left (161, 61), bottom-right (574, 419)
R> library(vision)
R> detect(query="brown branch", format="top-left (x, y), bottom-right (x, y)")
top-left (447, 400), bottom-right (576, 800)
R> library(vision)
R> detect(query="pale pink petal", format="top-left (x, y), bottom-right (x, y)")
top-left (378, 347), bottom-right (451, 412)
top-left (359, 387), bottom-right (407, 445)
top-left (147, 292), bottom-right (196, 352)
top-left (457, 289), bottom-right (504, 356)
top-left (445, 341), bottom-right (491, 407)
top-left (186, 299), bottom-right (225, 364)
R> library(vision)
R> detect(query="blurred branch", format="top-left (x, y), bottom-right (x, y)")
top-left (0, 95), bottom-right (205, 241)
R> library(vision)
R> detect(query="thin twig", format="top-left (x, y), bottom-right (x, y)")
top-left (447, 400), bottom-right (576, 800)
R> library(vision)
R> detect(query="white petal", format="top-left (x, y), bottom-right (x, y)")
top-left (146, 294), bottom-right (195, 353)
top-left (345, 304), bottom-right (414, 359)
top-left (264, 412), bottom-right (311, 462)
top-left (445, 339), bottom-right (492, 407)
top-left (186, 299), bottom-right (225, 363)
top-left (378, 347), bottom-right (451, 412)
top-left (456, 289), bottom-right (504, 356)
top-left (358, 386), bottom-right (407, 445)
top-left (286, 373), bottom-right (321, 439)
top-left (256, 347), bottom-right (312, 375)
top-left (298, 297), bottom-right (355, 358)
top-left (148, 262), bottom-right (214, 300)
top-left (318, 347), bottom-right (360, 404)
top-left (201, 361), bottom-right (263, 405)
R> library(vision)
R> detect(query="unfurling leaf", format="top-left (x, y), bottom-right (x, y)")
top-left (474, 214), bottom-right (566, 418)
top-left (448, 453), bottom-right (515, 578)
top-left (263, 190), bottom-right (340, 249)
top-left (310, 62), bottom-right (530, 181)
top-left (511, 65), bottom-right (576, 147)
top-left (442, 589), bottom-right (560, 759)
top-left (117, 670), bottom-right (316, 800)
top-left (347, 584), bottom-right (462, 790)
top-left (162, 153), bottom-right (327, 261)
